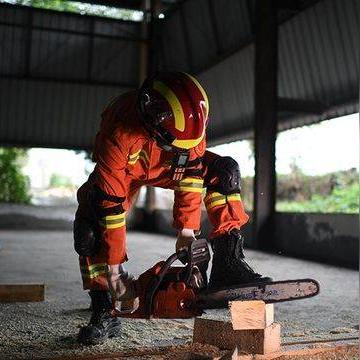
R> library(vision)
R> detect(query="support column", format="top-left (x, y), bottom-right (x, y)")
top-left (142, 0), bottom-right (157, 218)
top-left (253, 0), bottom-right (278, 250)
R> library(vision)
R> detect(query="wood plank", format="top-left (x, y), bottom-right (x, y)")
top-left (53, 342), bottom-right (358, 360)
top-left (193, 318), bottom-right (281, 354)
top-left (230, 301), bottom-right (274, 330)
top-left (223, 344), bottom-right (359, 359)
top-left (0, 284), bottom-right (45, 302)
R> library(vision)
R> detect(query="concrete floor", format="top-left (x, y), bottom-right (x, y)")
top-left (0, 230), bottom-right (358, 359)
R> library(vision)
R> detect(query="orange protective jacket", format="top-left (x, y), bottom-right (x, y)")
top-left (91, 91), bottom-right (206, 264)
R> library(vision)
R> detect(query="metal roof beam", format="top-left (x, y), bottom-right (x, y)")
top-left (207, 0), bottom-right (222, 55)
top-left (179, 2), bottom-right (193, 71)
top-left (191, 0), bottom-right (321, 76)
top-left (0, 20), bottom-right (145, 43)
top-left (0, 74), bottom-right (137, 89)
top-left (63, 0), bottom-right (142, 10)
top-left (278, 98), bottom-right (326, 114)
top-left (276, 0), bottom-right (303, 11)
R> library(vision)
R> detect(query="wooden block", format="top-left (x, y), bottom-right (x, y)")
top-left (0, 284), bottom-right (45, 302)
top-left (230, 301), bottom-right (274, 330)
top-left (193, 318), bottom-right (281, 355)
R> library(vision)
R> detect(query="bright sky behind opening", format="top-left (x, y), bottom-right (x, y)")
top-left (23, 113), bottom-right (359, 188)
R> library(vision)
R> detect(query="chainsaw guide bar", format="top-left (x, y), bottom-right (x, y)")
top-left (197, 279), bottom-right (320, 309)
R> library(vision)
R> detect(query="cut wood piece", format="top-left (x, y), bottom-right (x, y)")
top-left (0, 284), bottom-right (45, 302)
top-left (193, 318), bottom-right (280, 354)
top-left (230, 300), bottom-right (274, 330)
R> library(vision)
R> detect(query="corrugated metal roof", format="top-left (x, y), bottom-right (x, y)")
top-left (0, 77), bottom-right (127, 149)
top-left (159, 0), bottom-right (359, 144)
top-left (0, 4), bottom-right (141, 86)
top-left (0, 3), bottom-right (139, 148)
top-left (0, 0), bottom-right (358, 149)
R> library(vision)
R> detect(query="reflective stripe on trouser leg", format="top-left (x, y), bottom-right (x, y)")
top-left (80, 220), bottom-right (128, 290)
top-left (204, 191), bottom-right (249, 238)
top-left (80, 256), bottom-right (109, 290)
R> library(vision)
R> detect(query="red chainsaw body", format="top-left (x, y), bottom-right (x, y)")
top-left (110, 239), bottom-right (320, 319)
top-left (119, 261), bottom-right (201, 319)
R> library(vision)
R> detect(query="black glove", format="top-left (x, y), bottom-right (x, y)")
top-left (73, 218), bottom-right (99, 257)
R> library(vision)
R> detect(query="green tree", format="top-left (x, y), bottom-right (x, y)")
top-left (49, 173), bottom-right (73, 188)
top-left (8, 0), bottom-right (142, 21)
top-left (0, 148), bottom-right (31, 203)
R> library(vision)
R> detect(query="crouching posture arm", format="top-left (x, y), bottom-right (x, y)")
top-left (73, 72), bottom-right (270, 345)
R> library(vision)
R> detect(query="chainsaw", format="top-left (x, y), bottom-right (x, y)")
top-left (112, 239), bottom-right (319, 319)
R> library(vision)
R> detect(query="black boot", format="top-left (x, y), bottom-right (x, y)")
top-left (209, 229), bottom-right (272, 289)
top-left (77, 290), bottom-right (121, 345)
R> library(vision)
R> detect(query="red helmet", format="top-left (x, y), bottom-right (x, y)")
top-left (138, 72), bottom-right (209, 150)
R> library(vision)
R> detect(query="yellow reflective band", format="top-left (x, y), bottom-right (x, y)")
top-left (204, 192), bottom-right (223, 201)
top-left (179, 177), bottom-right (204, 185)
top-left (185, 73), bottom-right (209, 119)
top-left (100, 219), bottom-right (126, 229)
top-left (205, 193), bottom-right (241, 209)
top-left (227, 194), bottom-right (242, 202)
top-left (81, 269), bottom-right (107, 279)
top-left (99, 212), bottom-right (126, 229)
top-left (205, 192), bottom-right (226, 209)
top-left (139, 152), bottom-right (149, 164)
top-left (104, 213), bottom-right (125, 221)
top-left (171, 132), bottom-right (205, 150)
top-left (174, 186), bottom-right (204, 193)
top-left (205, 194), bottom-right (225, 204)
top-left (141, 150), bottom-right (149, 162)
top-left (154, 81), bottom-right (185, 132)
top-left (81, 262), bottom-right (107, 272)
top-left (129, 149), bottom-right (141, 160)
top-left (177, 178), bottom-right (204, 191)
top-left (128, 150), bottom-right (149, 166)
top-left (206, 198), bottom-right (227, 209)
top-left (81, 263), bottom-right (107, 279)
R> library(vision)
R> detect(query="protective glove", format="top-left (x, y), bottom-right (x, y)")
top-left (73, 218), bottom-right (99, 257)
top-left (176, 228), bottom-right (196, 253)
top-left (106, 264), bottom-right (139, 314)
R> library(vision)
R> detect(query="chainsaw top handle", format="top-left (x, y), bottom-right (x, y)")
top-left (143, 238), bottom-right (210, 317)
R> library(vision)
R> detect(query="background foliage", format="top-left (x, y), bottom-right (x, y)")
top-left (241, 167), bottom-right (359, 214)
top-left (3, 0), bottom-right (142, 20)
top-left (0, 148), bottom-right (31, 203)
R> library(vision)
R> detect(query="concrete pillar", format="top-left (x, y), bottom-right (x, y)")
top-left (141, 0), bottom-right (157, 215)
top-left (253, 0), bottom-right (278, 250)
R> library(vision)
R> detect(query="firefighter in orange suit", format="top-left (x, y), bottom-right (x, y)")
top-left (74, 72), bottom-right (270, 345)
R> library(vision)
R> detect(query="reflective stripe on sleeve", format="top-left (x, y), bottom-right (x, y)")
top-left (99, 212), bottom-right (126, 229)
top-left (128, 150), bottom-right (141, 164)
top-left (174, 177), bottom-right (204, 193)
top-left (205, 192), bottom-right (242, 210)
top-left (205, 192), bottom-right (226, 209)
top-left (227, 193), bottom-right (242, 202)
top-left (128, 149), bottom-right (149, 166)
